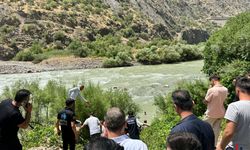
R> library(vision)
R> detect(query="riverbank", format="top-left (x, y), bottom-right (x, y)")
top-left (0, 57), bottom-right (103, 74)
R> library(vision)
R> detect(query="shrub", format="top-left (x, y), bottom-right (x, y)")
top-left (67, 40), bottom-right (88, 57)
top-left (14, 50), bottom-right (35, 61)
top-left (103, 52), bottom-right (132, 68)
top-left (203, 12), bottom-right (250, 74)
top-left (136, 47), bottom-right (161, 65)
top-left (158, 45), bottom-right (181, 63)
top-left (217, 60), bottom-right (250, 104)
top-left (154, 80), bottom-right (208, 117)
top-left (140, 114), bottom-right (179, 150)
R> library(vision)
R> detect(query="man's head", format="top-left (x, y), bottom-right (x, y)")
top-left (167, 132), bottom-right (202, 150)
top-left (104, 107), bottom-right (126, 134)
top-left (15, 89), bottom-right (31, 106)
top-left (235, 76), bottom-right (250, 99)
top-left (80, 85), bottom-right (85, 91)
top-left (65, 98), bottom-right (75, 108)
top-left (209, 74), bottom-right (220, 86)
top-left (85, 136), bottom-right (124, 150)
top-left (172, 90), bottom-right (193, 113)
top-left (128, 110), bottom-right (134, 116)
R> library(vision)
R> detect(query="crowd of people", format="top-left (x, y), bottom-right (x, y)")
top-left (0, 73), bottom-right (250, 150)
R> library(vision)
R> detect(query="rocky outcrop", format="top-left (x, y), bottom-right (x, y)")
top-left (0, 46), bottom-right (18, 61)
top-left (182, 29), bottom-right (210, 44)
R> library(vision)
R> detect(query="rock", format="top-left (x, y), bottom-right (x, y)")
top-left (182, 29), bottom-right (210, 44)
top-left (98, 27), bottom-right (113, 36)
top-left (0, 46), bottom-right (18, 61)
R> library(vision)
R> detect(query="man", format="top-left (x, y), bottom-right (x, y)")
top-left (81, 113), bottom-right (101, 140)
top-left (68, 85), bottom-right (89, 111)
top-left (104, 107), bottom-right (148, 150)
top-left (217, 77), bottom-right (250, 150)
top-left (126, 111), bottom-right (142, 139)
top-left (204, 75), bottom-right (228, 145)
top-left (84, 136), bottom-right (124, 150)
top-left (167, 132), bottom-right (202, 150)
top-left (56, 98), bottom-right (77, 150)
top-left (169, 90), bottom-right (215, 150)
top-left (0, 89), bottom-right (32, 150)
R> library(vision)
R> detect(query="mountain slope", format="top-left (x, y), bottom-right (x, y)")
top-left (0, 0), bottom-right (249, 60)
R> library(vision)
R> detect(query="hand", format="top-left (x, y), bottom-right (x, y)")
top-left (85, 101), bottom-right (91, 106)
top-left (23, 103), bottom-right (32, 113)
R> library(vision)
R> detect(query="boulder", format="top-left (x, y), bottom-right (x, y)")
top-left (182, 29), bottom-right (210, 44)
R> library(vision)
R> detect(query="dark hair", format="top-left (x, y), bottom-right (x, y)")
top-left (209, 74), bottom-right (220, 81)
top-left (172, 90), bottom-right (193, 111)
top-left (167, 132), bottom-right (202, 150)
top-left (104, 107), bottom-right (125, 132)
top-left (85, 137), bottom-right (124, 150)
top-left (236, 76), bottom-right (250, 95)
top-left (14, 89), bottom-right (31, 103)
top-left (65, 98), bottom-right (75, 106)
top-left (128, 110), bottom-right (134, 116)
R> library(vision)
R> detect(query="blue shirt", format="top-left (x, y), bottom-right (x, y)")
top-left (170, 114), bottom-right (215, 150)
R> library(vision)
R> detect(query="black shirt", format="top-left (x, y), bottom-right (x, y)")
top-left (170, 114), bottom-right (215, 150)
top-left (0, 99), bottom-right (25, 148)
top-left (57, 107), bottom-right (76, 137)
top-left (127, 116), bottom-right (140, 139)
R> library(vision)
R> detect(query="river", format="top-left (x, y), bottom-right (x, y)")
top-left (0, 60), bottom-right (205, 123)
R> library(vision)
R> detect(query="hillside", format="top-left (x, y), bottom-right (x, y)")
top-left (0, 0), bottom-right (249, 61)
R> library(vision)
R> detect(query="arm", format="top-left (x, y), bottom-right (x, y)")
top-left (18, 103), bottom-right (32, 129)
top-left (204, 90), bottom-right (213, 105)
top-left (55, 119), bottom-right (61, 135)
top-left (217, 120), bottom-right (236, 150)
top-left (71, 121), bottom-right (77, 140)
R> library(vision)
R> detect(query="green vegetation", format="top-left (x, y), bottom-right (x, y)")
top-left (203, 12), bottom-right (250, 75)
top-left (203, 12), bottom-right (250, 103)
top-left (136, 43), bottom-right (204, 65)
top-left (141, 80), bottom-right (208, 149)
top-left (0, 80), bottom-right (139, 149)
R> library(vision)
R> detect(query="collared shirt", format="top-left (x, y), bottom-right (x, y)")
top-left (170, 114), bottom-right (215, 150)
top-left (205, 84), bottom-right (228, 118)
top-left (68, 87), bottom-right (86, 101)
top-left (112, 134), bottom-right (148, 150)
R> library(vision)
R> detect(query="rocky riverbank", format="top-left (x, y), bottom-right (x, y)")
top-left (0, 57), bottom-right (103, 74)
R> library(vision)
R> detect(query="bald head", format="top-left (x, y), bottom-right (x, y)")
top-left (104, 107), bottom-right (125, 132)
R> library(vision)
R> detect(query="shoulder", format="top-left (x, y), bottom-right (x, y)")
top-left (121, 139), bottom-right (148, 149)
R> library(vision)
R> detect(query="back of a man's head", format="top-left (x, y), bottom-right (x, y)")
top-left (236, 76), bottom-right (250, 95)
top-left (104, 107), bottom-right (125, 132)
top-left (15, 89), bottom-right (31, 103)
top-left (85, 137), bottom-right (124, 150)
top-left (167, 132), bottom-right (202, 150)
top-left (172, 90), bottom-right (193, 111)
top-left (209, 74), bottom-right (220, 81)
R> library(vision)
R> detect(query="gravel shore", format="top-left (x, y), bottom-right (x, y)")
top-left (0, 57), bottom-right (103, 74)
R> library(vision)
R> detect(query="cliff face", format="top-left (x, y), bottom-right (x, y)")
top-left (0, 0), bottom-right (249, 60)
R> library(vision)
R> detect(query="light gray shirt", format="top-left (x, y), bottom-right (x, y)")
top-left (68, 87), bottom-right (86, 101)
top-left (225, 100), bottom-right (250, 149)
top-left (112, 134), bottom-right (148, 150)
top-left (83, 115), bottom-right (101, 135)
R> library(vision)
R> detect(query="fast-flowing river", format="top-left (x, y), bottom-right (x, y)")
top-left (0, 60), bottom-right (205, 123)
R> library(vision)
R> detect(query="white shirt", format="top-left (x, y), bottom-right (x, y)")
top-left (68, 87), bottom-right (86, 101)
top-left (112, 134), bottom-right (148, 150)
top-left (83, 115), bottom-right (101, 135)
